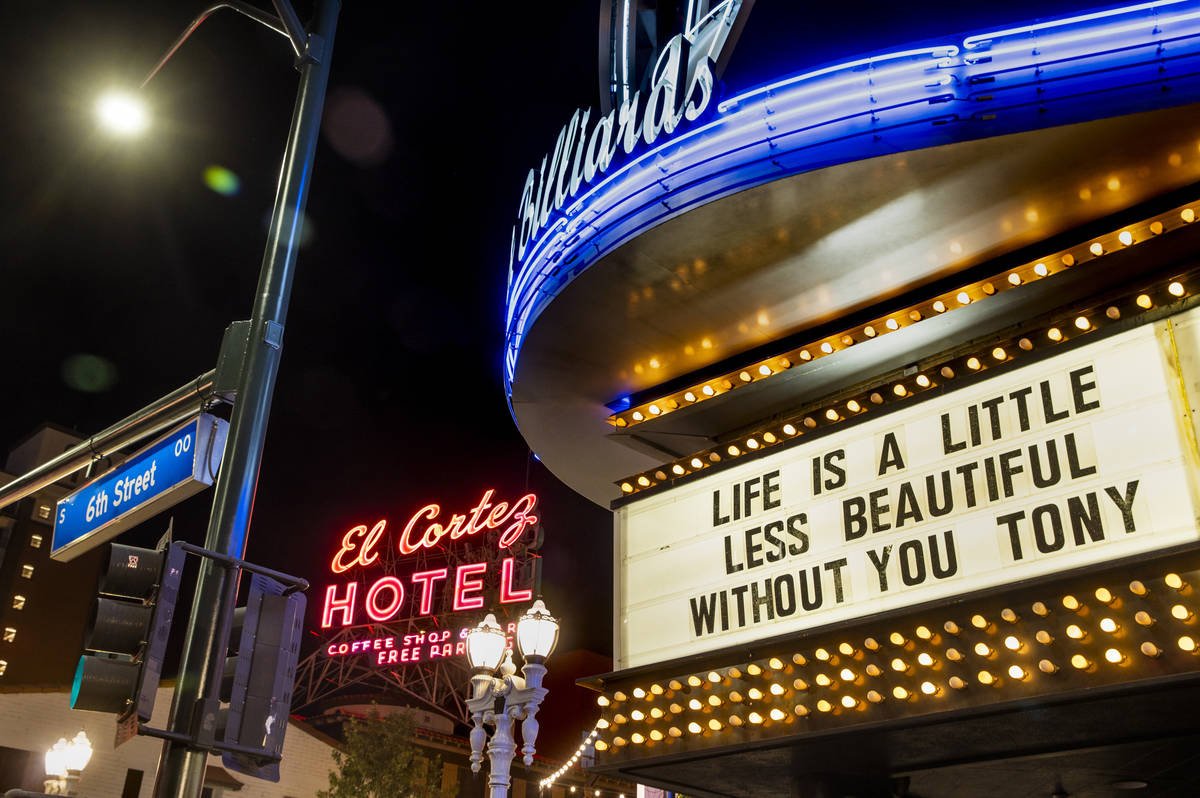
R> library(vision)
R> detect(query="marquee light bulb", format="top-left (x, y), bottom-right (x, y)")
top-left (1100, 618), bottom-right (1119, 633)
top-left (708, 719), bottom-right (722, 731)
top-left (687, 675), bottom-right (702, 687)
top-left (1089, 242), bottom-right (1104, 256)
top-left (893, 686), bottom-right (909, 700)
top-left (815, 647), bottom-right (831, 661)
top-left (946, 648), bottom-right (963, 661)
top-left (688, 699), bottom-right (702, 710)
top-left (840, 668), bottom-right (855, 681)
top-left (956, 291), bottom-right (971, 305)
top-left (917, 653), bottom-right (934, 667)
top-left (1071, 654), bottom-right (1091, 670)
top-left (1171, 604), bottom-right (1192, 620)
top-left (891, 658), bottom-right (907, 672)
top-left (944, 621), bottom-right (961, 634)
top-left (631, 709), bottom-right (644, 721)
top-left (597, 696), bottom-right (611, 707)
top-left (749, 687), bottom-right (765, 699)
top-left (672, 464), bottom-right (685, 475)
top-left (920, 681), bottom-right (937, 696)
top-left (867, 690), bottom-right (883, 703)
top-left (687, 722), bottom-right (701, 734)
top-left (915, 626), bottom-right (932, 640)
top-left (746, 663), bottom-right (762, 675)
top-left (971, 615), bottom-right (989, 630)
top-left (974, 643), bottom-right (993, 657)
top-left (1066, 624), bottom-right (1085, 640)
top-left (707, 695), bottom-right (722, 706)
top-left (1129, 580), bottom-right (1148, 596)
top-left (1008, 272), bottom-right (1021, 285)
top-left (1183, 208), bottom-right (1196, 223)
top-left (1180, 635), bottom-right (1197, 652)
top-left (932, 300), bottom-right (947, 313)
top-left (890, 632), bottom-right (906, 645)
top-left (650, 707), bottom-right (663, 718)
top-left (1062, 595), bottom-right (1081, 611)
top-left (684, 391), bottom-right (697, 402)
top-left (794, 704), bottom-right (809, 717)
top-left (631, 732), bottom-right (645, 744)
top-left (1038, 659), bottom-right (1058, 673)
top-left (1118, 230), bottom-right (1133, 245)
top-left (768, 657), bottom-right (784, 670)
top-left (1141, 642), bottom-right (1162, 658)
top-left (1001, 608), bottom-right (1018, 623)
top-left (1166, 573), bottom-right (1185, 590)
top-left (769, 708), bottom-right (786, 721)
top-left (967, 357), bottom-right (982, 370)
top-left (816, 700), bottom-right (832, 713)
top-left (840, 695), bottom-right (857, 709)
top-left (749, 711), bottom-right (764, 724)
top-left (949, 676), bottom-right (966, 689)
top-left (1135, 611), bottom-right (1154, 626)
top-left (812, 676), bottom-right (829, 689)
top-left (1004, 635), bottom-right (1022, 651)
top-left (893, 384), bottom-right (908, 397)
top-left (769, 683), bottom-right (785, 696)
top-left (1105, 648), bottom-right (1125, 664)
top-left (782, 423), bottom-right (797, 436)
top-left (708, 671), bottom-right (722, 683)
top-left (977, 670), bottom-right (994, 686)
top-left (838, 642), bottom-right (855, 656)
top-left (1034, 262), bottom-right (1049, 276)
top-left (1075, 316), bottom-right (1090, 330)
top-left (1048, 327), bottom-right (1063, 342)
top-left (886, 318), bottom-right (900, 330)
top-left (1036, 630), bottom-right (1053, 645)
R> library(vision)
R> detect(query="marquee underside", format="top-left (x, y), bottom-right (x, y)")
top-left (511, 103), bottom-right (1200, 506)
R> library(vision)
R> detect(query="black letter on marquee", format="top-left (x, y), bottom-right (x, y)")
top-left (877, 432), bottom-right (906, 476)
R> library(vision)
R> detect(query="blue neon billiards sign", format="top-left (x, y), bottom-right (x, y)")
top-left (503, 0), bottom-right (1200, 399)
top-left (51, 414), bottom-right (228, 562)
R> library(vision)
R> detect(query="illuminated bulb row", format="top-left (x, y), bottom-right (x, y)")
top-left (617, 275), bottom-right (1193, 495)
top-left (608, 201), bottom-right (1199, 433)
top-left (540, 722), bottom-right (603, 789)
top-left (596, 572), bottom-right (1200, 750)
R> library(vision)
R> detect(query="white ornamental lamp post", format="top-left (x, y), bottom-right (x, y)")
top-left (466, 600), bottom-right (560, 797)
top-left (44, 731), bottom-right (93, 796)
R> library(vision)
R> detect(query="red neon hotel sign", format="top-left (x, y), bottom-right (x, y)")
top-left (321, 489), bottom-right (538, 629)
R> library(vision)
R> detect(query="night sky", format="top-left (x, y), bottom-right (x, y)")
top-left (0, 0), bottom-right (1112, 665)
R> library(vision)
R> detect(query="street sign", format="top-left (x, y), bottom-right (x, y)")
top-left (52, 414), bottom-right (228, 562)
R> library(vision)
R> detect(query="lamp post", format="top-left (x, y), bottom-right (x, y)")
top-left (466, 600), bottom-right (560, 798)
top-left (43, 732), bottom-right (92, 796)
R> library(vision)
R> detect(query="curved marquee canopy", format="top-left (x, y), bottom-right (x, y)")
top-left (503, 0), bottom-right (1200, 403)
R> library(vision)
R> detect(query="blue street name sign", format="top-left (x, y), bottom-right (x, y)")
top-left (51, 414), bottom-right (228, 562)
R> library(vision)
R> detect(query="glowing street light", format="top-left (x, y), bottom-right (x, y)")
top-left (95, 91), bottom-right (148, 136)
top-left (44, 731), bottom-right (93, 796)
top-left (467, 601), bottom-right (561, 797)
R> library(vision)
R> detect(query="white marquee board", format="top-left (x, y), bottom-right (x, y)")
top-left (616, 308), bottom-right (1200, 669)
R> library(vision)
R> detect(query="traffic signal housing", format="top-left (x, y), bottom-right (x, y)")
top-left (220, 573), bottom-right (306, 781)
top-left (70, 534), bottom-right (184, 722)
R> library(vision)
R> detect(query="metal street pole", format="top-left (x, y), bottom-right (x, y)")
top-left (153, 1), bottom-right (340, 795)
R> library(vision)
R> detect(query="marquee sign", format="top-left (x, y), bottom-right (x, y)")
top-left (319, 489), bottom-right (539, 666)
top-left (616, 310), bottom-right (1200, 669)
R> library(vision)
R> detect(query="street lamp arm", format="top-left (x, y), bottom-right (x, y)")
top-left (141, 2), bottom-right (292, 88)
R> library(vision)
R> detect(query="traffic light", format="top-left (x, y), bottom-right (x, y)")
top-left (70, 532), bottom-right (184, 722)
top-left (219, 573), bottom-right (306, 781)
